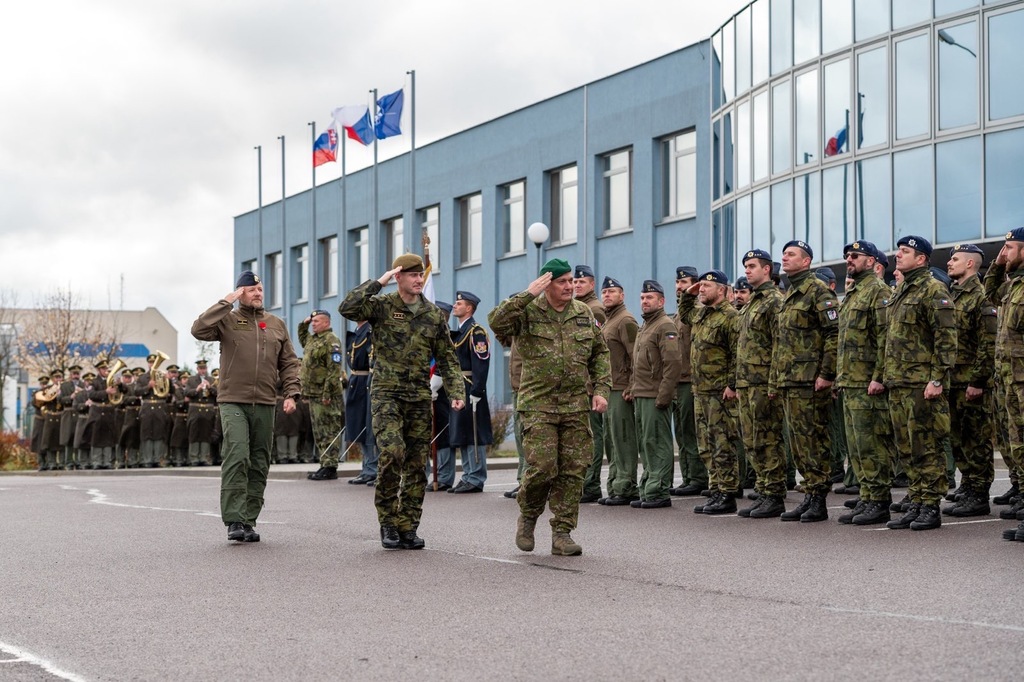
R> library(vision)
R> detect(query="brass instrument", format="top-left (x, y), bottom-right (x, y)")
top-left (151, 350), bottom-right (171, 398)
top-left (32, 382), bottom-right (60, 407)
top-left (106, 359), bottom-right (128, 405)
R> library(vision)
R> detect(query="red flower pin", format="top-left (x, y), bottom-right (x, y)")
top-left (258, 321), bottom-right (266, 330)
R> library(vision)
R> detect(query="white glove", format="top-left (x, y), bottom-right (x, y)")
top-left (470, 395), bottom-right (481, 409)
top-left (430, 374), bottom-right (443, 401)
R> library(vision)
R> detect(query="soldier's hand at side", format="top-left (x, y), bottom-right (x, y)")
top-left (378, 267), bottom-right (403, 286)
top-left (723, 387), bottom-right (737, 401)
top-left (592, 395), bottom-right (608, 414)
top-left (966, 386), bottom-right (984, 401)
top-left (622, 390), bottom-right (632, 402)
top-left (923, 383), bottom-right (943, 400)
top-left (527, 272), bottom-right (552, 297)
top-left (283, 397), bottom-right (297, 414)
top-left (451, 399), bottom-right (465, 411)
top-left (868, 380), bottom-right (886, 396)
top-left (814, 377), bottom-right (833, 392)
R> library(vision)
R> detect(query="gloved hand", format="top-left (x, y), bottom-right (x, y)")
top-left (470, 395), bottom-right (481, 409)
top-left (430, 374), bottom-right (443, 401)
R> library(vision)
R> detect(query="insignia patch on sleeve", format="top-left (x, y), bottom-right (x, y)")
top-left (576, 317), bottom-right (591, 326)
top-left (826, 309), bottom-right (838, 321)
top-left (392, 312), bottom-right (406, 320)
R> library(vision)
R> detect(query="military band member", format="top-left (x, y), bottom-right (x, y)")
top-left (185, 359), bottom-right (218, 466)
top-left (670, 266), bottom-right (707, 497)
top-left (87, 359), bottom-right (121, 469)
top-left (117, 368), bottom-right (141, 468)
top-left (30, 375), bottom-right (48, 463)
top-left (448, 291), bottom-right (492, 494)
top-left (299, 310), bottom-right (346, 481)
top-left (167, 366), bottom-right (189, 466)
top-left (135, 353), bottom-right (171, 468)
top-left (73, 372), bottom-right (95, 467)
top-left (58, 365), bottom-right (85, 469)
top-left (346, 319), bottom-right (377, 485)
top-left (575, 265), bottom-right (610, 504)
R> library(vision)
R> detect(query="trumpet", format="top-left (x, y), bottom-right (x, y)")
top-left (106, 359), bottom-right (128, 405)
top-left (151, 350), bottom-right (171, 398)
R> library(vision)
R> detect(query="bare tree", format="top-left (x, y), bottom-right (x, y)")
top-left (195, 340), bottom-right (217, 366)
top-left (0, 289), bottom-right (20, 430)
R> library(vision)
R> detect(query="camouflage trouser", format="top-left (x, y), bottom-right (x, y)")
top-left (513, 393), bottom-right (526, 482)
top-left (737, 386), bottom-right (786, 497)
top-left (829, 393), bottom-right (849, 478)
top-left (371, 396), bottom-right (431, 532)
top-left (842, 388), bottom-right (894, 502)
top-left (693, 390), bottom-right (741, 493)
top-left (672, 383), bottom-right (706, 486)
top-left (780, 387), bottom-right (832, 497)
top-left (606, 390), bottom-right (639, 498)
top-left (888, 386), bottom-right (950, 506)
top-left (635, 398), bottom-right (674, 501)
top-left (1002, 377), bottom-right (1024, 486)
top-left (310, 399), bottom-right (345, 468)
top-left (992, 373), bottom-right (1012, 482)
top-left (948, 386), bottom-right (995, 494)
top-left (582, 409), bottom-right (607, 497)
top-left (518, 410), bottom-right (591, 533)
top-left (219, 403), bottom-right (275, 526)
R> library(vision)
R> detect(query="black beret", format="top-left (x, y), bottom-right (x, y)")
top-left (435, 300), bottom-right (453, 314)
top-left (1005, 227), bottom-right (1024, 243)
top-left (236, 270), bottom-right (261, 287)
top-left (742, 249), bottom-right (772, 264)
top-left (602, 276), bottom-right (624, 290)
top-left (783, 240), bottom-right (813, 259)
top-left (641, 279), bottom-right (664, 294)
top-left (734, 276), bottom-right (753, 291)
top-left (676, 266), bottom-right (698, 280)
top-left (950, 243), bottom-right (984, 257)
top-left (872, 247), bottom-right (889, 267)
top-left (699, 270), bottom-right (730, 285)
top-left (574, 264), bottom-right (595, 279)
top-left (310, 309), bottom-right (331, 319)
top-left (843, 240), bottom-right (877, 257)
top-left (896, 235), bottom-right (933, 257)
top-left (455, 291), bottom-right (480, 306)
top-left (930, 266), bottom-right (952, 290)
top-left (815, 267), bottom-right (836, 283)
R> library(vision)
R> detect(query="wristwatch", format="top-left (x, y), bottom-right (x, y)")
top-left (930, 380), bottom-right (942, 388)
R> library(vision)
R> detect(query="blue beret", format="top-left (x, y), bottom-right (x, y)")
top-left (815, 267), bottom-right (836, 283)
top-left (574, 264), bottom-right (595, 279)
top-left (896, 235), bottom-right (933, 257)
top-left (235, 270), bottom-right (261, 287)
top-left (602, 276), bottom-right (624, 290)
top-left (676, 266), bottom-right (698, 280)
top-left (734, 276), bottom-right (753, 291)
top-left (641, 279), bottom-right (664, 294)
top-left (310, 309), bottom-right (331, 320)
top-left (699, 270), bottom-right (730, 285)
top-left (1005, 227), bottom-right (1024, 243)
top-left (950, 243), bottom-right (984, 258)
top-left (742, 248), bottom-right (772, 264)
top-left (872, 247), bottom-right (889, 267)
top-left (772, 261), bottom-right (782, 276)
top-left (930, 266), bottom-right (952, 291)
top-left (455, 291), bottom-right (480, 306)
top-left (843, 240), bottom-right (877, 257)
top-left (435, 300), bottom-right (453, 314)
top-left (783, 240), bottom-right (813, 259)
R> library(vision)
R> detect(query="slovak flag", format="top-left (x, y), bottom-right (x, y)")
top-left (825, 125), bottom-right (848, 157)
top-left (313, 128), bottom-right (339, 167)
top-left (330, 104), bottom-right (375, 146)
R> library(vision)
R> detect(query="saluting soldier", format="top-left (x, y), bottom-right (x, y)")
top-left (346, 319), bottom-right (377, 485)
top-left (883, 236), bottom-right (957, 531)
top-left (771, 240), bottom-right (839, 523)
top-left (448, 291), bottom-right (493, 494)
top-left (670, 266), bottom-right (707, 497)
top-left (299, 310), bottom-right (346, 481)
top-left (678, 270), bottom-right (741, 514)
top-left (574, 265), bottom-right (610, 504)
top-left (185, 359), bottom-right (218, 466)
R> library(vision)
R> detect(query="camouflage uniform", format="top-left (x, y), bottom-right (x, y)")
top-left (299, 319), bottom-right (346, 468)
top-left (883, 266), bottom-right (957, 506)
top-left (602, 300), bottom-right (640, 498)
top-left (339, 280), bottom-right (464, 533)
top-left (672, 294), bottom-right (706, 489)
top-left (771, 269), bottom-right (838, 497)
top-left (836, 269), bottom-right (896, 503)
top-left (948, 273), bottom-right (996, 495)
top-left (488, 292), bottom-right (611, 533)
top-left (678, 293), bottom-right (741, 494)
top-left (736, 281), bottom-right (787, 497)
top-left (984, 262), bottom-right (1024, 491)
top-left (578, 290), bottom-right (610, 499)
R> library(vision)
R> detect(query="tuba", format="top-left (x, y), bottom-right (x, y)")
top-left (33, 382), bottom-right (60, 407)
top-left (106, 359), bottom-right (128, 405)
top-left (151, 350), bottom-right (171, 398)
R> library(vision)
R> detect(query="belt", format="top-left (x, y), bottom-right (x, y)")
top-left (143, 399), bottom-right (166, 404)
top-left (349, 370), bottom-right (370, 376)
top-left (461, 371), bottom-right (473, 377)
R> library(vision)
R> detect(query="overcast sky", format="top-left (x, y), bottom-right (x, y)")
top-left (0, 0), bottom-right (747, 366)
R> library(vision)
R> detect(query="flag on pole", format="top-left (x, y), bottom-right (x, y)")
top-left (331, 104), bottom-right (375, 146)
top-left (312, 128), bottom-right (338, 167)
top-left (422, 248), bottom-right (435, 304)
top-left (374, 89), bottom-right (404, 140)
top-left (824, 124), bottom-right (848, 157)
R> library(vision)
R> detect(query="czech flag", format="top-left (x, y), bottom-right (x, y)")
top-left (825, 125), bottom-right (848, 157)
top-left (330, 104), bottom-right (375, 146)
top-left (313, 128), bottom-right (338, 167)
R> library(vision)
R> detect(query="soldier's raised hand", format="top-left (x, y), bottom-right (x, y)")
top-left (527, 272), bottom-right (552, 297)
top-left (377, 266), bottom-right (403, 286)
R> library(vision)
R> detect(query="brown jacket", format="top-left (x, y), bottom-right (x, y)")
top-left (191, 301), bottom-right (301, 406)
top-left (603, 301), bottom-right (638, 391)
top-left (629, 307), bottom-right (683, 407)
top-left (673, 292), bottom-right (694, 383)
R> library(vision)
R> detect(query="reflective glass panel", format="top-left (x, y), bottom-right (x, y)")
top-left (754, 91), bottom-right (770, 181)
top-left (753, 188), bottom-right (771, 255)
top-left (772, 80), bottom-right (792, 174)
top-left (794, 171), bottom-right (822, 247)
top-left (935, 0), bottom-right (978, 16)
top-left (796, 69), bottom-right (819, 166)
top-left (893, 0), bottom-right (930, 29)
top-left (771, 0), bottom-right (793, 76)
top-left (822, 164), bottom-right (854, 261)
top-left (823, 59), bottom-right (851, 157)
top-left (737, 100), bottom-right (751, 189)
top-left (895, 34), bottom-right (930, 139)
top-left (855, 155), bottom-right (892, 250)
top-left (985, 128), bottom-right (1024, 236)
top-left (737, 8), bottom-right (752, 95)
top-left (936, 137), bottom-right (981, 243)
top-left (822, 0), bottom-right (852, 54)
top-left (988, 9), bottom-right (1024, 121)
top-left (723, 20), bottom-right (735, 103)
top-left (893, 146), bottom-right (934, 242)
top-left (857, 46), bottom-right (888, 148)
top-left (753, 0), bottom-right (770, 86)
top-left (855, 0), bottom-right (889, 41)
top-left (713, 119), bottom-right (722, 200)
top-left (723, 111), bottom-right (735, 195)
top-left (713, 31), bottom-right (724, 111)
top-left (794, 0), bottom-right (820, 65)
top-left (737, 194), bottom-right (753, 255)
top-left (938, 21), bottom-right (978, 130)
top-left (772, 180), bottom-right (794, 252)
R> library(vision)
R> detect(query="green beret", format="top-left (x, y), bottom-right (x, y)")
top-left (392, 253), bottom-right (424, 273)
top-left (540, 258), bottom-right (571, 278)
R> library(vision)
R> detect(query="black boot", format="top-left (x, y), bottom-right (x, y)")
top-left (800, 494), bottom-right (828, 522)
top-left (780, 493), bottom-right (812, 521)
top-left (380, 525), bottom-right (401, 549)
top-left (946, 491), bottom-right (991, 518)
top-left (838, 499), bottom-right (867, 525)
top-left (999, 496), bottom-right (1024, 520)
top-left (227, 522), bottom-right (245, 541)
top-left (694, 492), bottom-right (721, 514)
top-left (703, 493), bottom-right (737, 515)
top-left (749, 495), bottom-right (786, 518)
top-left (398, 529), bottom-right (425, 550)
top-left (243, 524), bottom-right (260, 542)
top-left (886, 502), bottom-right (921, 529)
top-left (944, 483), bottom-right (966, 502)
top-left (738, 496), bottom-right (764, 517)
top-left (910, 504), bottom-right (941, 530)
top-left (852, 500), bottom-right (891, 526)
top-left (307, 466), bottom-right (338, 481)
top-left (993, 484), bottom-right (1019, 505)
top-left (889, 494), bottom-right (912, 513)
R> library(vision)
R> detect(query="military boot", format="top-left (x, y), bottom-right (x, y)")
top-left (852, 500), bottom-right (891, 525)
top-left (1001, 520), bottom-right (1024, 541)
top-left (886, 502), bottom-right (921, 529)
top-left (398, 529), bottom-right (425, 550)
top-left (993, 484), bottom-right (1019, 505)
top-left (227, 522), bottom-right (246, 542)
top-left (999, 496), bottom-right (1024, 519)
top-left (889, 494), bottom-right (912, 513)
top-left (945, 483), bottom-right (966, 502)
top-left (800, 494), bottom-right (828, 522)
top-left (307, 466), bottom-right (338, 481)
top-left (838, 499), bottom-right (867, 525)
top-left (749, 495), bottom-right (786, 518)
top-left (780, 493), bottom-right (812, 521)
top-left (946, 491), bottom-right (991, 518)
top-left (551, 532), bottom-right (583, 556)
top-left (738, 496), bottom-right (765, 517)
top-left (242, 524), bottom-right (260, 542)
top-left (380, 525), bottom-right (401, 549)
top-left (702, 494), bottom-right (736, 515)
top-left (1012, 519), bottom-right (1024, 541)
top-left (910, 504), bottom-right (941, 530)
top-left (693, 491), bottom-right (721, 514)
top-left (516, 515), bottom-right (537, 552)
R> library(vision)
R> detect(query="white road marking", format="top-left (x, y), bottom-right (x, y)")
top-left (426, 547), bottom-right (524, 565)
top-left (56, 485), bottom-right (285, 524)
top-left (0, 640), bottom-right (87, 681)
top-left (823, 606), bottom-right (1024, 634)
top-left (863, 517), bottom-right (1006, 531)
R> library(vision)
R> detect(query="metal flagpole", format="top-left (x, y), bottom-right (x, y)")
top-left (308, 121), bottom-right (318, 307)
top-left (407, 69), bottom-right (416, 255)
top-left (255, 145), bottom-right (263, 275)
top-left (278, 134), bottom-right (287, 326)
top-left (371, 89), bottom-right (379, 271)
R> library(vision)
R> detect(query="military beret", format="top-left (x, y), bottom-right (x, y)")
top-left (196, 359), bottom-right (208, 367)
top-left (94, 359), bottom-right (109, 370)
top-left (950, 243), bottom-right (984, 258)
top-left (392, 253), bottom-right (424, 273)
top-left (1004, 227), bottom-right (1024, 243)
top-left (68, 365), bottom-right (82, 372)
top-left (540, 258), bottom-right (572, 278)
top-left (676, 266), bottom-right (699, 280)
top-left (783, 240), bottom-right (813, 259)
top-left (896, 235), bottom-right (932, 257)
top-left (602, 276), bottom-right (624, 291)
top-left (931, 266), bottom-right (952, 291)
top-left (235, 270), bottom-right (261, 287)
top-left (82, 372), bottom-right (96, 381)
top-left (843, 240), bottom-right (877, 257)
top-left (310, 309), bottom-right (331, 319)
top-left (815, 267), bottom-right (836, 284)
top-left (435, 300), bottom-right (453, 314)
top-left (742, 249), bottom-right (772, 264)
top-left (699, 270), bottom-right (730, 285)
top-left (872, 246), bottom-right (889, 267)
top-left (573, 264), bottom-right (595, 279)
top-left (166, 364), bottom-right (180, 372)
top-left (641, 279), bottom-right (665, 294)
top-left (734, 276), bottom-right (753, 291)
top-left (455, 291), bottom-right (480, 306)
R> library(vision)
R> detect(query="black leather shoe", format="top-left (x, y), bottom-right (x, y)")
top-left (448, 481), bottom-right (483, 494)
top-left (398, 530), bottom-right (425, 549)
top-left (242, 524), bottom-right (260, 542)
top-left (604, 495), bottom-right (634, 506)
top-left (750, 495), bottom-right (786, 518)
top-left (844, 498), bottom-right (860, 509)
top-left (945, 484), bottom-right (966, 502)
top-left (999, 497), bottom-right (1024, 519)
top-left (886, 503), bottom-right (921, 529)
top-left (800, 494), bottom-right (828, 522)
top-left (838, 499), bottom-right (867, 524)
top-left (579, 492), bottom-right (602, 503)
top-left (746, 491), bottom-right (762, 501)
top-left (630, 499), bottom-right (645, 508)
top-left (693, 492), bottom-right (719, 514)
top-left (669, 483), bottom-right (704, 496)
top-left (380, 525), bottom-right (401, 549)
top-left (946, 492), bottom-right (990, 517)
top-left (852, 501), bottom-right (891, 525)
top-left (429, 482), bottom-right (453, 492)
top-left (993, 484), bottom-right (1019, 505)
top-left (889, 494), bottom-right (911, 513)
top-left (503, 485), bottom-right (520, 499)
top-left (227, 522), bottom-right (245, 541)
top-left (641, 498), bottom-right (672, 509)
top-left (781, 493), bottom-right (812, 521)
top-left (910, 504), bottom-right (941, 530)
top-left (348, 474), bottom-right (372, 485)
top-left (738, 497), bottom-right (764, 517)
top-left (308, 466), bottom-right (338, 481)
top-left (703, 495), bottom-right (737, 515)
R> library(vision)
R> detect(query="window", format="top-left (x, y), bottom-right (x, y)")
top-left (320, 236), bottom-right (337, 297)
top-left (241, 259), bottom-right (256, 275)
top-left (936, 0), bottom-right (977, 17)
top-left (936, 136), bottom-right (981, 242)
top-left (796, 69), bottom-right (819, 166)
top-left (822, 164), bottom-right (853, 261)
top-left (723, 20), bottom-right (736, 103)
top-left (602, 149), bottom-right (632, 232)
top-left (893, 0), bottom-right (931, 29)
top-left (737, 100), bottom-right (752, 188)
top-left (662, 131), bottom-right (697, 219)
top-left (855, 155), bottom-right (892, 250)
top-left (549, 165), bottom-right (578, 243)
top-left (989, 8), bottom-right (1024, 121)
top-left (459, 193), bottom-right (482, 264)
top-left (823, 58), bottom-right (851, 157)
top-left (737, 194), bottom-right (753, 252)
top-left (795, 171), bottom-right (822, 248)
top-left (723, 111), bottom-right (734, 195)
top-left (985, 128), bottom-right (1024, 236)
top-left (713, 119), bottom-right (722, 200)
top-left (937, 20), bottom-right (978, 131)
top-left (895, 34), bottom-right (930, 140)
top-left (794, 0), bottom-right (820, 65)
top-left (857, 46), bottom-right (888, 148)
top-left (752, 0), bottom-right (770, 86)
top-left (291, 244), bottom-right (308, 303)
top-left (384, 216), bottom-right (404, 267)
top-left (420, 205), bottom-right (440, 272)
top-left (770, 0), bottom-right (792, 76)
top-left (502, 180), bottom-right (526, 253)
top-left (753, 91), bottom-right (769, 181)
top-left (772, 80), bottom-right (792, 174)
top-left (266, 252), bottom-right (283, 309)
top-left (736, 7), bottom-right (752, 94)
top-left (752, 187), bottom-right (770, 252)
top-left (893, 146), bottom-right (934, 242)
top-left (855, 0), bottom-right (889, 41)
top-left (822, 0), bottom-right (852, 54)
top-left (350, 227), bottom-right (368, 288)
top-left (771, 180), bottom-right (794, 251)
